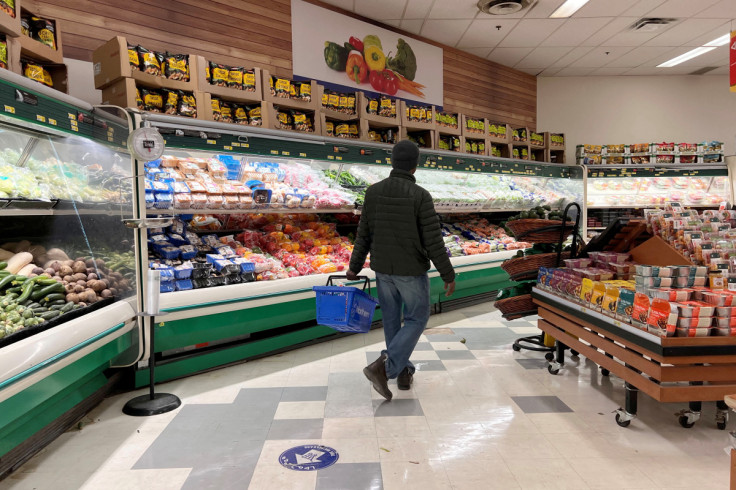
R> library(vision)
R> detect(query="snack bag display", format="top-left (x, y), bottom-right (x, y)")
top-left (164, 53), bottom-right (189, 81)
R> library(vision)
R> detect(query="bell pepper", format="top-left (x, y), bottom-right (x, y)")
top-left (363, 35), bottom-right (382, 50)
top-left (349, 36), bottom-right (364, 52)
top-left (369, 69), bottom-right (398, 96)
top-left (364, 45), bottom-right (386, 72)
top-left (346, 51), bottom-right (368, 84)
top-left (324, 41), bottom-right (349, 71)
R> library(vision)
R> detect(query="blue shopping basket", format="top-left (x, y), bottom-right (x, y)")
top-left (313, 275), bottom-right (378, 333)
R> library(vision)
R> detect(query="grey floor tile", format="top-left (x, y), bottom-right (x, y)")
top-left (316, 462), bottom-right (383, 490)
top-left (372, 398), bottom-right (424, 417)
top-left (515, 358), bottom-right (549, 370)
top-left (268, 419), bottom-right (324, 440)
top-left (365, 352), bottom-right (384, 364)
top-left (182, 465), bottom-right (258, 490)
top-left (465, 341), bottom-right (513, 351)
top-left (436, 350), bottom-right (476, 360)
top-left (414, 342), bottom-right (433, 351)
top-left (512, 395), bottom-right (573, 414)
top-left (233, 387), bottom-right (284, 407)
top-left (505, 321), bottom-right (537, 328)
top-left (328, 372), bottom-right (373, 402)
top-left (282, 386), bottom-right (329, 402)
top-left (414, 334), bottom-right (462, 343)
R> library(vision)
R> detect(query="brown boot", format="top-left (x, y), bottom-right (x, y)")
top-left (363, 354), bottom-right (393, 401)
top-left (397, 367), bottom-right (413, 391)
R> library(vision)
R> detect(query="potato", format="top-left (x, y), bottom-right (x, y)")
top-left (65, 284), bottom-right (75, 293)
top-left (101, 289), bottom-right (113, 298)
top-left (95, 259), bottom-right (106, 268)
top-left (88, 280), bottom-right (106, 292)
top-left (74, 284), bottom-right (85, 293)
top-left (63, 275), bottom-right (73, 283)
top-left (66, 293), bottom-right (80, 304)
top-left (72, 273), bottom-right (87, 282)
top-left (76, 280), bottom-right (87, 287)
top-left (88, 273), bottom-right (98, 281)
top-left (59, 265), bottom-right (73, 277)
top-left (62, 260), bottom-right (74, 267)
top-left (110, 287), bottom-right (118, 296)
top-left (72, 261), bottom-right (87, 274)
top-left (45, 268), bottom-right (55, 276)
top-left (78, 302), bottom-right (87, 308)
top-left (85, 258), bottom-right (95, 267)
top-left (31, 267), bottom-right (44, 275)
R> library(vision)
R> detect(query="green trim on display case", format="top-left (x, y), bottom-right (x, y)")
top-left (0, 331), bottom-right (133, 458)
top-left (587, 165), bottom-right (728, 179)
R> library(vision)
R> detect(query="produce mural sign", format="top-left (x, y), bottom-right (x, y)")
top-left (291, 0), bottom-right (444, 106)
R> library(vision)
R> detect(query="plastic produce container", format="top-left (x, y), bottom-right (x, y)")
top-left (677, 301), bottom-right (715, 317)
top-left (703, 291), bottom-right (736, 307)
top-left (651, 288), bottom-right (691, 302)
top-left (678, 317), bottom-right (713, 328)
top-left (716, 306), bottom-right (735, 317)
top-left (716, 316), bottom-right (736, 328)
top-left (714, 326), bottom-right (736, 336)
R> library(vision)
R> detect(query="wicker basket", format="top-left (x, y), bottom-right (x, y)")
top-left (495, 294), bottom-right (537, 319)
top-left (507, 219), bottom-right (575, 244)
top-left (501, 252), bottom-right (570, 281)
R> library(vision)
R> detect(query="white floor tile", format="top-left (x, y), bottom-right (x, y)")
top-left (321, 417), bottom-right (376, 439)
top-left (381, 459), bottom-right (452, 490)
top-left (506, 458), bottom-right (590, 490)
top-left (274, 401), bottom-right (326, 420)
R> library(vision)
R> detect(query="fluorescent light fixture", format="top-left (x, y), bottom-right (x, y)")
top-left (657, 46), bottom-right (716, 67)
top-left (704, 33), bottom-right (730, 47)
top-left (549, 0), bottom-right (590, 18)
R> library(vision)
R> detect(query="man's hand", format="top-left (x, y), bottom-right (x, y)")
top-left (346, 270), bottom-right (359, 281)
top-left (444, 281), bottom-right (456, 297)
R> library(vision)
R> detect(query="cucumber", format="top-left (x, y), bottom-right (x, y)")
top-left (47, 299), bottom-right (66, 306)
top-left (61, 302), bottom-right (74, 313)
top-left (0, 261), bottom-right (7, 270)
top-left (7, 287), bottom-right (21, 294)
top-left (50, 305), bottom-right (65, 311)
top-left (41, 293), bottom-right (66, 303)
top-left (31, 308), bottom-right (48, 315)
top-left (39, 310), bottom-right (61, 320)
top-left (22, 309), bottom-right (34, 319)
top-left (32, 283), bottom-right (65, 301)
top-left (0, 275), bottom-right (16, 290)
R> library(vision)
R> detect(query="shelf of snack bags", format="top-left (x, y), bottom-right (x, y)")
top-left (195, 56), bottom-right (261, 104)
top-left (319, 85), bottom-right (360, 122)
top-left (0, 35), bottom-right (19, 74)
top-left (199, 94), bottom-right (265, 127)
top-left (262, 69), bottom-right (318, 112)
top-left (0, 0), bottom-right (20, 37)
top-left (357, 91), bottom-right (400, 128)
top-left (461, 115), bottom-right (486, 139)
top-left (488, 122), bottom-right (510, 145)
top-left (18, 8), bottom-right (62, 64)
top-left (401, 100), bottom-right (435, 131)
top-left (402, 126), bottom-right (435, 150)
top-left (142, 153), bottom-right (359, 215)
top-left (263, 101), bottom-right (321, 136)
top-left (435, 111), bottom-right (461, 137)
top-left (460, 136), bottom-right (487, 157)
top-left (101, 78), bottom-right (202, 119)
top-left (529, 130), bottom-right (544, 149)
top-left (322, 114), bottom-right (363, 141)
top-left (436, 133), bottom-right (461, 153)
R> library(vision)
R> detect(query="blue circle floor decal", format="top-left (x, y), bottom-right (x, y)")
top-left (279, 445), bottom-right (339, 471)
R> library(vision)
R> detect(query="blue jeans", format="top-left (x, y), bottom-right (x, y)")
top-left (375, 272), bottom-right (431, 379)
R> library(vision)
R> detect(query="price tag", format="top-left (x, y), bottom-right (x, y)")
top-left (243, 143), bottom-right (249, 148)
top-left (224, 146), bottom-right (232, 151)
top-left (375, 159), bottom-right (382, 164)
top-left (270, 150), bottom-right (279, 155)
top-left (71, 125), bottom-right (79, 132)
top-left (336, 156), bottom-right (342, 160)
top-left (282, 151), bottom-right (290, 156)
top-left (68, 113), bottom-right (76, 121)
top-left (328, 155), bottom-right (334, 160)
top-left (4, 105), bottom-right (15, 114)
top-left (231, 142), bottom-right (240, 147)
top-left (108, 136), bottom-right (114, 142)
top-left (207, 140), bottom-right (217, 145)
top-left (36, 115), bottom-right (46, 123)
top-left (299, 153), bottom-right (307, 157)
top-left (48, 119), bottom-right (57, 126)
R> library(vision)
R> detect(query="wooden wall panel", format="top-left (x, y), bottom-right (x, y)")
top-left (29, 0), bottom-right (536, 128)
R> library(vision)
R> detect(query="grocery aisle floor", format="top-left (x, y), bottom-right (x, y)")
top-left (2, 303), bottom-right (731, 490)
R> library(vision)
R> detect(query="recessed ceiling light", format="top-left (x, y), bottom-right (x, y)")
top-left (657, 46), bottom-right (716, 68)
top-left (549, 0), bottom-right (590, 18)
top-left (704, 33), bottom-right (730, 47)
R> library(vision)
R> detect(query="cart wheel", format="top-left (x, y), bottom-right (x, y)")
top-left (678, 415), bottom-right (695, 429)
top-left (545, 352), bottom-right (554, 361)
top-left (512, 344), bottom-right (521, 352)
top-left (615, 413), bottom-right (631, 428)
top-left (570, 350), bottom-right (579, 357)
top-left (601, 368), bottom-right (610, 377)
top-left (548, 365), bottom-right (560, 375)
top-left (718, 421), bottom-right (727, 430)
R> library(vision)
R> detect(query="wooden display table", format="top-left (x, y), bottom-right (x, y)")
top-left (532, 288), bottom-right (736, 429)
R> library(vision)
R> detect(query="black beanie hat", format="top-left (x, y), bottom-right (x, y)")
top-left (391, 140), bottom-right (420, 171)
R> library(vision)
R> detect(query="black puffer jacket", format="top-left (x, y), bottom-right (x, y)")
top-left (349, 169), bottom-right (455, 283)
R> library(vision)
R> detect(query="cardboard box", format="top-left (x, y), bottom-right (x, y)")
top-left (321, 111), bottom-right (362, 140)
top-left (18, 14), bottom-right (63, 64)
top-left (629, 236), bottom-right (692, 267)
top-left (488, 122), bottom-right (510, 143)
top-left (401, 126), bottom-right (435, 149)
top-left (93, 36), bottom-right (198, 91)
top-left (318, 84), bottom-right (360, 122)
top-left (461, 114), bottom-right (486, 139)
top-left (200, 92), bottom-right (265, 126)
top-left (196, 56), bottom-right (261, 103)
top-left (264, 101), bottom-right (321, 135)
top-left (261, 68), bottom-right (318, 111)
top-left (19, 61), bottom-right (67, 93)
top-left (0, 0), bottom-right (20, 37)
top-left (358, 91), bottom-right (400, 128)
top-left (401, 100), bottom-right (435, 130)
top-left (101, 77), bottom-right (203, 118)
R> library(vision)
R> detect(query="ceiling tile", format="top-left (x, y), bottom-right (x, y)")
top-left (550, 46), bottom-right (595, 67)
top-left (420, 19), bottom-right (473, 46)
top-left (318, 0), bottom-right (355, 11)
top-left (538, 66), bottom-right (562, 76)
top-left (644, 0), bottom-right (721, 18)
top-left (644, 18), bottom-right (726, 46)
top-left (573, 0), bottom-right (639, 17)
top-left (514, 0), bottom-right (566, 19)
top-left (355, 0), bottom-right (407, 19)
top-left (400, 19), bottom-right (425, 35)
top-left (461, 47), bottom-right (493, 58)
top-left (603, 28), bottom-right (663, 47)
top-left (487, 47), bottom-right (535, 67)
top-left (569, 46), bottom-right (635, 67)
top-left (516, 67), bottom-right (543, 76)
top-left (497, 19), bottom-right (566, 48)
top-left (582, 17), bottom-right (639, 46)
top-left (381, 19), bottom-right (402, 28)
top-left (603, 46), bottom-right (674, 68)
top-left (428, 0), bottom-right (478, 19)
top-left (516, 46), bottom-right (573, 68)
top-left (680, 44), bottom-right (729, 67)
top-left (456, 19), bottom-right (520, 48)
top-left (404, 0), bottom-right (434, 19)
top-left (684, 21), bottom-right (732, 47)
top-left (590, 66), bottom-right (635, 76)
top-left (621, 0), bottom-right (667, 17)
top-left (694, 0), bottom-right (736, 19)
top-left (704, 66), bottom-right (729, 75)
top-left (554, 67), bottom-right (597, 76)
top-left (542, 18), bottom-right (613, 47)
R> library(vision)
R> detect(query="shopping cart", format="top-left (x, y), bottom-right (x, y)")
top-left (313, 275), bottom-right (378, 333)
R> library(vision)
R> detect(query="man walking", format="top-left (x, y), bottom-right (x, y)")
top-left (347, 140), bottom-right (456, 401)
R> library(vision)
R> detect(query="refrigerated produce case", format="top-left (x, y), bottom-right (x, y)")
top-left (134, 112), bottom-right (583, 386)
top-left (0, 71), bottom-right (140, 476)
top-left (583, 164), bottom-right (732, 236)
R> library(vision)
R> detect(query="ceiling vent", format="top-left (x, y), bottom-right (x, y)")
top-left (690, 66), bottom-right (718, 75)
top-left (632, 18), bottom-right (676, 32)
top-left (477, 0), bottom-right (535, 15)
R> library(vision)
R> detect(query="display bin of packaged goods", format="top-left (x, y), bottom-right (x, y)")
top-left (529, 131), bottom-right (545, 162)
top-left (435, 110), bottom-right (461, 137)
top-left (92, 36), bottom-right (198, 92)
top-left (261, 69), bottom-right (318, 112)
top-left (401, 100), bottom-right (435, 131)
top-left (264, 101), bottom-right (321, 136)
top-left (488, 122), bottom-right (510, 144)
top-left (19, 60), bottom-right (67, 94)
top-left (17, 10), bottom-right (63, 65)
top-left (194, 55), bottom-right (261, 103)
top-left (0, 0), bottom-right (20, 37)
top-left (0, 70), bottom-right (140, 477)
top-left (402, 126), bottom-right (435, 149)
top-left (544, 132), bottom-right (566, 164)
top-left (461, 136), bottom-right (488, 156)
top-left (319, 85), bottom-right (360, 122)
top-left (582, 163), bottom-right (733, 237)
top-left (129, 111), bottom-right (583, 385)
top-left (321, 113), bottom-right (363, 141)
top-left (199, 94), bottom-right (266, 127)
top-left (101, 77), bottom-right (204, 119)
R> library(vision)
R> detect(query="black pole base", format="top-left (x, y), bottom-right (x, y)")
top-left (123, 393), bottom-right (181, 417)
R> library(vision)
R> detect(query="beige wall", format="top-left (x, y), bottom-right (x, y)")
top-left (537, 75), bottom-right (736, 158)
